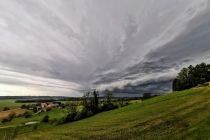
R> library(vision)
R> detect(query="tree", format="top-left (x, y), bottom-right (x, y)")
top-left (173, 63), bottom-right (210, 91)
top-left (92, 89), bottom-right (99, 113)
top-left (142, 93), bottom-right (152, 99)
top-left (106, 91), bottom-right (113, 104)
top-left (65, 102), bottom-right (77, 122)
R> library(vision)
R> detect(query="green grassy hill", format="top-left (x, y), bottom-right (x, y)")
top-left (13, 87), bottom-right (210, 140)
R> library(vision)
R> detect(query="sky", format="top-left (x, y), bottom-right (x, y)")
top-left (0, 0), bottom-right (210, 96)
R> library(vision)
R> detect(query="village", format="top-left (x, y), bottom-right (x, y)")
top-left (20, 101), bottom-right (64, 113)
top-left (36, 102), bottom-right (63, 112)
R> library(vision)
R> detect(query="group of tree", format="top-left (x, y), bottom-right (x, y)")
top-left (173, 62), bottom-right (210, 91)
top-left (3, 90), bottom-right (129, 125)
top-left (63, 90), bottom-right (118, 123)
top-left (46, 90), bottom-right (128, 125)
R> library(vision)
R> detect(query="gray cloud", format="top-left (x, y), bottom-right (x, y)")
top-left (0, 0), bottom-right (209, 96)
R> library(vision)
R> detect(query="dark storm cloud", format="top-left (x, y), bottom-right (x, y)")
top-left (0, 0), bottom-right (209, 96)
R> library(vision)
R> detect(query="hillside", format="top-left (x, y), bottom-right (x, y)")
top-left (14, 87), bottom-right (210, 140)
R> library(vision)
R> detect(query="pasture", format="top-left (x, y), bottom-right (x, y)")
top-left (13, 87), bottom-right (210, 140)
top-left (0, 100), bottom-right (24, 111)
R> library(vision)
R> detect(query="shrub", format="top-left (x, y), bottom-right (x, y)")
top-left (54, 117), bottom-right (65, 125)
top-left (49, 118), bottom-right (57, 124)
top-left (33, 124), bottom-right (38, 130)
top-left (65, 112), bottom-right (76, 122)
top-left (41, 115), bottom-right (49, 123)
top-left (64, 102), bottom-right (78, 122)
top-left (21, 104), bottom-right (27, 109)
top-left (86, 110), bottom-right (93, 117)
top-left (23, 111), bottom-right (32, 118)
top-left (118, 100), bottom-right (129, 107)
top-left (142, 93), bottom-right (152, 99)
top-left (74, 112), bottom-right (82, 121)
top-left (3, 107), bottom-right (10, 111)
top-left (101, 103), bottom-right (118, 111)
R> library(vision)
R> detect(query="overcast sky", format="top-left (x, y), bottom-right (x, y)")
top-left (0, 0), bottom-right (210, 96)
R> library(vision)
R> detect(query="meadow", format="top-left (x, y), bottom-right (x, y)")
top-left (0, 87), bottom-right (209, 140)
top-left (9, 87), bottom-right (210, 140)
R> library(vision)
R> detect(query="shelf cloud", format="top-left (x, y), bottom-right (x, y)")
top-left (0, 0), bottom-right (210, 96)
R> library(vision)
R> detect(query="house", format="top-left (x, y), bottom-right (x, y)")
top-left (37, 102), bottom-right (61, 112)
top-left (41, 103), bottom-right (48, 108)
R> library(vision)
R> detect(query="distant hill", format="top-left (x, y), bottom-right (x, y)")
top-left (15, 86), bottom-right (210, 140)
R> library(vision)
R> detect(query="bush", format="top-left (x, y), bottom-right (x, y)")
top-left (74, 112), bottom-right (83, 121)
top-left (142, 93), bottom-right (152, 99)
top-left (33, 124), bottom-right (38, 130)
top-left (74, 108), bottom-right (93, 121)
top-left (41, 115), bottom-right (49, 123)
top-left (101, 103), bottom-right (118, 111)
top-left (21, 104), bottom-right (27, 109)
top-left (65, 112), bottom-right (76, 122)
top-left (49, 118), bottom-right (57, 124)
top-left (86, 110), bottom-right (94, 117)
top-left (54, 117), bottom-right (65, 125)
top-left (3, 107), bottom-right (10, 111)
top-left (118, 100), bottom-right (129, 107)
top-left (23, 111), bottom-right (32, 118)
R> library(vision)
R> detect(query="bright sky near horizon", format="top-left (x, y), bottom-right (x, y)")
top-left (0, 0), bottom-right (210, 96)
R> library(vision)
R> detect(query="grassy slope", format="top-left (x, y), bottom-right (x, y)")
top-left (15, 88), bottom-right (210, 140)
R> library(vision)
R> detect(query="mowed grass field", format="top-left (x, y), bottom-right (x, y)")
top-left (14, 87), bottom-right (210, 140)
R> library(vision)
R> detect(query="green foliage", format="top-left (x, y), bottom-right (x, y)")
top-left (20, 104), bottom-right (27, 109)
top-left (92, 90), bottom-right (99, 113)
top-left (41, 115), bottom-right (49, 123)
top-left (23, 111), bottom-right (32, 118)
top-left (100, 103), bottom-right (118, 111)
top-left (33, 124), bottom-right (38, 130)
top-left (117, 98), bottom-right (129, 107)
top-left (142, 93), bottom-right (152, 99)
top-left (81, 90), bottom-right (99, 114)
top-left (173, 62), bottom-right (210, 91)
top-left (3, 107), bottom-right (10, 111)
top-left (105, 90), bottom-right (113, 104)
top-left (64, 102), bottom-right (77, 122)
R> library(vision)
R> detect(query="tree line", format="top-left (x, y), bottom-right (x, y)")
top-left (173, 62), bottom-right (210, 91)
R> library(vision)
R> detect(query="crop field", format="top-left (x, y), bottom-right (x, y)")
top-left (0, 109), bottom-right (26, 120)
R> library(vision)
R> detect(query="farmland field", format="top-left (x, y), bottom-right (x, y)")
top-left (0, 100), bottom-right (24, 111)
top-left (0, 108), bottom-right (26, 120)
top-left (12, 87), bottom-right (210, 140)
